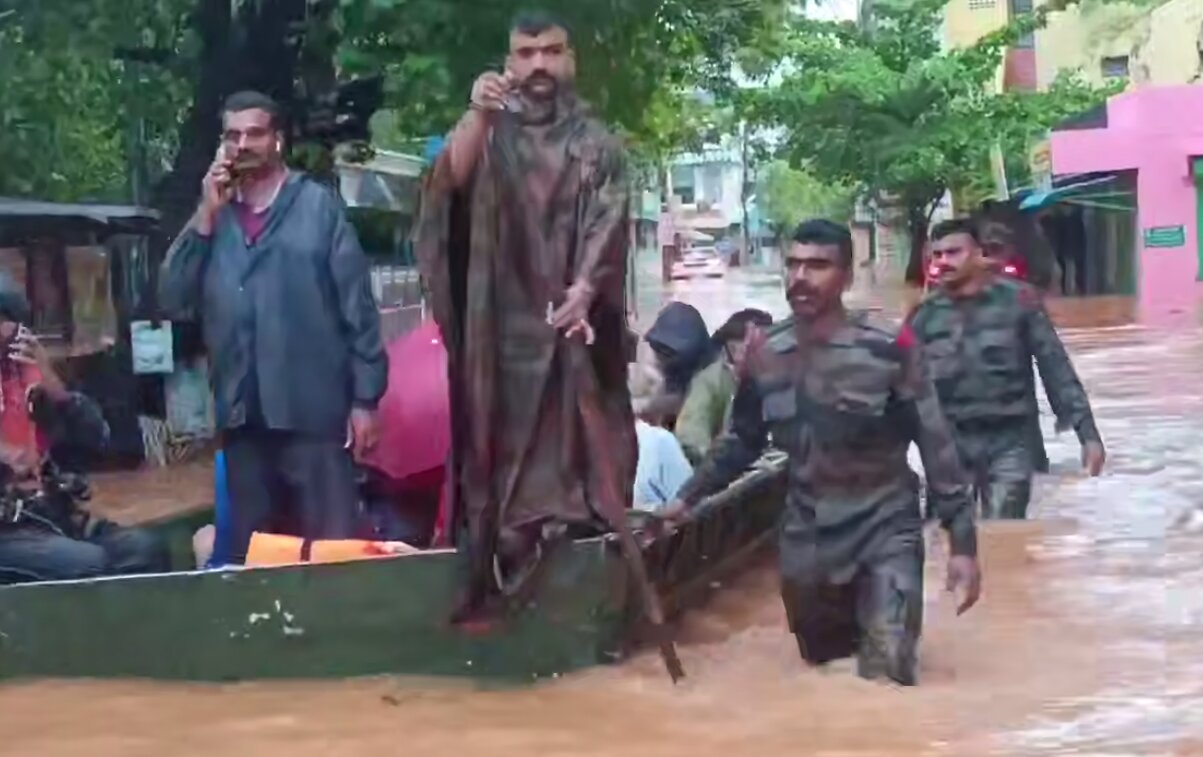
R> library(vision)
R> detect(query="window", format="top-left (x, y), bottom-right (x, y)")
top-left (1009, 0), bottom-right (1034, 46)
top-left (700, 165), bottom-right (724, 205)
top-left (1101, 55), bottom-right (1130, 79)
top-left (671, 165), bottom-right (695, 205)
top-left (968, 0), bottom-right (995, 9)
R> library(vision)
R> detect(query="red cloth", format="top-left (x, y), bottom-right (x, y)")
top-left (0, 363), bottom-right (46, 459)
top-left (360, 320), bottom-right (451, 481)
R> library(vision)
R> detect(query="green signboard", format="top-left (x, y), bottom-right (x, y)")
top-left (1143, 225), bottom-right (1186, 248)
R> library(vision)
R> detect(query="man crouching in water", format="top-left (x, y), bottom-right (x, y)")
top-left (663, 219), bottom-right (981, 686)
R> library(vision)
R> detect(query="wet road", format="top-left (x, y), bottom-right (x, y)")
top-left (3, 265), bottom-right (1203, 755)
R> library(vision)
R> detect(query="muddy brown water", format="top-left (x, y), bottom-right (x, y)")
top-left (4, 280), bottom-right (1203, 755)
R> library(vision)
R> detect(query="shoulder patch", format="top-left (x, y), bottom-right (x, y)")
top-left (895, 323), bottom-right (916, 351)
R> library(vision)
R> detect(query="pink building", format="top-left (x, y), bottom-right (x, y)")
top-left (1049, 85), bottom-right (1203, 325)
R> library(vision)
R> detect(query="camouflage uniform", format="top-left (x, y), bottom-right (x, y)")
top-left (909, 277), bottom-right (1102, 519)
top-left (676, 314), bottom-right (977, 686)
top-left (414, 94), bottom-right (636, 614)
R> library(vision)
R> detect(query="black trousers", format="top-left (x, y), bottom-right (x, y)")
top-left (223, 428), bottom-right (360, 564)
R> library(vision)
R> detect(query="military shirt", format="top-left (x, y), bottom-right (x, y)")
top-left (909, 277), bottom-right (1101, 445)
top-left (676, 313), bottom-right (978, 568)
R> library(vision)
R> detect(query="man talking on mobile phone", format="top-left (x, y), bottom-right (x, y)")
top-left (160, 90), bottom-right (387, 564)
top-left (0, 276), bottom-right (170, 583)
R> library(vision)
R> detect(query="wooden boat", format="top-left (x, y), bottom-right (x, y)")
top-left (0, 457), bottom-right (785, 682)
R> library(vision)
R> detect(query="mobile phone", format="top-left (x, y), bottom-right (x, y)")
top-left (6, 325), bottom-right (31, 362)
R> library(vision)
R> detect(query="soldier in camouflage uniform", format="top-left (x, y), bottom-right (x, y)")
top-left (663, 220), bottom-right (981, 686)
top-left (910, 219), bottom-right (1106, 521)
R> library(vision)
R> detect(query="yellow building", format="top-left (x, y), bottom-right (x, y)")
top-left (945, 0), bottom-right (1203, 91)
top-left (944, 0), bottom-right (1012, 49)
top-left (942, 0), bottom-right (1037, 91)
top-left (1036, 0), bottom-right (1203, 89)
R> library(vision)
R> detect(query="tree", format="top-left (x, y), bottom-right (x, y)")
top-left (0, 0), bottom-right (193, 202)
top-left (743, 0), bottom-right (1114, 282)
top-left (1, 0), bottom-right (783, 229)
top-left (337, 0), bottom-right (787, 163)
top-left (759, 160), bottom-right (857, 238)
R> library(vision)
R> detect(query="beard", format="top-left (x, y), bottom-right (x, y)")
top-left (520, 71), bottom-right (562, 101)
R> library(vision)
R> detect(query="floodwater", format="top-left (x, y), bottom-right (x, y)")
top-left (4, 268), bottom-right (1203, 755)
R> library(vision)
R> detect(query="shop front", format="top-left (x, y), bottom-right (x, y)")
top-left (1044, 85), bottom-right (1203, 325)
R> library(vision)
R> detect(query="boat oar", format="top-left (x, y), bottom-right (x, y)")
top-left (565, 335), bottom-right (686, 684)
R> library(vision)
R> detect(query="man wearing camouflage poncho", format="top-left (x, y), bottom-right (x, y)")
top-left (414, 11), bottom-right (638, 621)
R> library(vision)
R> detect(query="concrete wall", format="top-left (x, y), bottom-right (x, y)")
top-left (1133, 0), bottom-right (1203, 86)
top-left (945, 0), bottom-right (1011, 48)
top-left (1050, 85), bottom-right (1203, 325)
top-left (943, 0), bottom-right (1012, 92)
top-left (1035, 1), bottom-right (1149, 89)
top-left (1036, 0), bottom-right (1203, 90)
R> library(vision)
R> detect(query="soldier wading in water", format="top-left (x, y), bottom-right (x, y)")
top-left (664, 219), bottom-right (982, 686)
top-left (909, 218), bottom-right (1105, 520)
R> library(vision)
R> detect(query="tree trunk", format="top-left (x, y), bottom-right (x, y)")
top-left (152, 0), bottom-right (317, 243)
top-left (904, 198), bottom-right (937, 286)
top-left (151, 0), bottom-right (233, 245)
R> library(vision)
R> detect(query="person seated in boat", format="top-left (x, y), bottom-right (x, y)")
top-left (0, 278), bottom-right (171, 584)
top-left (642, 302), bottom-right (719, 426)
top-left (628, 362), bottom-right (692, 513)
top-left (675, 308), bottom-right (773, 465)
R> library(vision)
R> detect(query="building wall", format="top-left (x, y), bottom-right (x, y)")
top-left (671, 151), bottom-right (745, 228)
top-left (1133, 0), bottom-right (1203, 86)
top-left (944, 0), bottom-right (1013, 91)
top-left (1036, 0), bottom-right (1203, 90)
top-left (945, 0), bottom-right (1011, 49)
top-left (1050, 85), bottom-right (1203, 325)
top-left (1035, 1), bottom-right (1154, 89)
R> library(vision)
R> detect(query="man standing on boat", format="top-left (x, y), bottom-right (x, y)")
top-left (909, 218), bottom-right (1104, 520)
top-left (663, 220), bottom-right (981, 686)
top-left (414, 11), bottom-right (637, 618)
top-left (160, 91), bottom-right (387, 564)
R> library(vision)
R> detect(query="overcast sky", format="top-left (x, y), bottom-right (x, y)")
top-left (804, 0), bottom-right (861, 22)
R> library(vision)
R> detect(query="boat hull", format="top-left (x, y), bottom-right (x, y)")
top-left (0, 463), bottom-right (786, 682)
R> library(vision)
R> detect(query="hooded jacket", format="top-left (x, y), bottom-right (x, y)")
top-left (643, 302), bottom-right (718, 396)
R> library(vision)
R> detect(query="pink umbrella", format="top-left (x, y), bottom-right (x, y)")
top-left (360, 319), bottom-right (451, 481)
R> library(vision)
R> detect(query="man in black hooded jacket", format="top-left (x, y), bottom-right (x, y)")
top-left (643, 302), bottom-right (718, 422)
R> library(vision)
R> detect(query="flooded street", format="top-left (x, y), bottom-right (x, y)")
top-left (3, 268), bottom-right (1203, 755)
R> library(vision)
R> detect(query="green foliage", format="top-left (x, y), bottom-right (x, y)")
top-left (335, 0), bottom-right (786, 161)
top-left (0, 0), bottom-right (781, 203)
top-left (744, 0), bottom-right (1113, 219)
top-left (0, 0), bottom-right (193, 202)
top-left (759, 160), bottom-right (857, 234)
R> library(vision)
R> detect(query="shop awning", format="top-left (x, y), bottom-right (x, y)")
top-left (1018, 174), bottom-right (1134, 213)
top-left (0, 198), bottom-right (160, 244)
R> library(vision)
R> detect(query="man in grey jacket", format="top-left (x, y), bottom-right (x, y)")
top-left (160, 91), bottom-right (387, 563)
